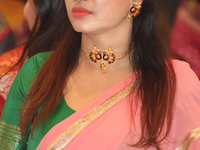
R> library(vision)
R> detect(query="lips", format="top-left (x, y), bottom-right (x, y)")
top-left (72, 7), bottom-right (92, 18)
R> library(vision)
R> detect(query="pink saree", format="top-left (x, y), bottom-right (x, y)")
top-left (37, 60), bottom-right (200, 150)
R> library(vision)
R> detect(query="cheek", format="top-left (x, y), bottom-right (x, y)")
top-left (64, 1), bottom-right (71, 19)
top-left (98, 0), bottom-right (130, 18)
top-left (23, 1), bottom-right (36, 30)
top-left (65, 0), bottom-right (71, 12)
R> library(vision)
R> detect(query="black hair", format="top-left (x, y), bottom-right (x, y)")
top-left (25, 0), bottom-right (68, 58)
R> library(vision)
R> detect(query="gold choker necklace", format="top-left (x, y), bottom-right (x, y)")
top-left (81, 46), bottom-right (129, 74)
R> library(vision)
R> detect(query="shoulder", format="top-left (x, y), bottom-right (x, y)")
top-left (13, 51), bottom-right (53, 94)
top-left (172, 59), bottom-right (200, 105)
top-left (3, 51), bottom-right (52, 101)
top-left (23, 51), bottom-right (53, 71)
top-left (19, 51), bottom-right (52, 78)
top-left (32, 51), bottom-right (53, 63)
top-left (172, 59), bottom-right (196, 79)
top-left (29, 51), bottom-right (53, 63)
top-left (172, 59), bottom-right (200, 94)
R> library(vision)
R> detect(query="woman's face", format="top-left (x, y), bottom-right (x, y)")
top-left (65, 0), bottom-right (133, 34)
top-left (23, 0), bottom-right (37, 30)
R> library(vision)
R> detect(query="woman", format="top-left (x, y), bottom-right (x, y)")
top-left (170, 0), bottom-right (200, 79)
top-left (0, 0), bottom-right (68, 114)
top-left (1, 0), bottom-right (200, 149)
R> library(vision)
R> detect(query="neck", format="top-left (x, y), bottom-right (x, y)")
top-left (80, 28), bottom-right (133, 76)
top-left (81, 28), bottom-right (132, 53)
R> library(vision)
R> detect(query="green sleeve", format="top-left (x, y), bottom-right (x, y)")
top-left (0, 52), bottom-right (52, 150)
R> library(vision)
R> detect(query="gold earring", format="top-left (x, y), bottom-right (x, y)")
top-left (127, 2), bottom-right (142, 19)
top-left (127, 10), bottom-right (132, 19)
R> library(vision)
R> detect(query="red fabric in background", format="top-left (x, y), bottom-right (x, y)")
top-left (0, 95), bottom-right (5, 117)
top-left (170, 17), bottom-right (200, 79)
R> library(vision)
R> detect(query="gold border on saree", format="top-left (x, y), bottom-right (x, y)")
top-left (0, 120), bottom-right (26, 149)
top-left (0, 121), bottom-right (20, 131)
top-left (176, 127), bottom-right (200, 150)
top-left (47, 81), bottom-right (136, 150)
top-left (0, 120), bottom-right (22, 142)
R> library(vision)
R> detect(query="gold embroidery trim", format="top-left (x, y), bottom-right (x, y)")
top-left (0, 121), bottom-right (20, 131)
top-left (47, 81), bottom-right (136, 150)
top-left (176, 127), bottom-right (200, 150)
top-left (0, 121), bottom-right (26, 149)
top-left (0, 121), bottom-right (22, 142)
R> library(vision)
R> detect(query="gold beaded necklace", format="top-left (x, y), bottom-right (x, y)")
top-left (81, 46), bottom-right (129, 74)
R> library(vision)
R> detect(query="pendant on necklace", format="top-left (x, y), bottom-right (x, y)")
top-left (100, 61), bottom-right (107, 74)
top-left (81, 46), bottom-right (129, 74)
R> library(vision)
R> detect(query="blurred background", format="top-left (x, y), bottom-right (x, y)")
top-left (0, 0), bottom-right (28, 54)
top-left (0, 0), bottom-right (25, 29)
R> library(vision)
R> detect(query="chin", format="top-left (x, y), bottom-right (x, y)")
top-left (72, 24), bottom-right (95, 34)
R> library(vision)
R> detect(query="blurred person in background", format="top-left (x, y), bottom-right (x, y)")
top-left (14, 18), bottom-right (31, 46)
top-left (0, 0), bottom-right (68, 116)
top-left (0, 9), bottom-right (15, 54)
top-left (170, 0), bottom-right (200, 79)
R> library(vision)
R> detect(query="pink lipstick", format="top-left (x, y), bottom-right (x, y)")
top-left (72, 7), bottom-right (92, 18)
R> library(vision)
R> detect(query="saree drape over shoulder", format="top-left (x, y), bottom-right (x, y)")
top-left (0, 52), bottom-right (200, 150)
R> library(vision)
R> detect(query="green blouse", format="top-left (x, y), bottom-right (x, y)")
top-left (0, 52), bottom-right (75, 150)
